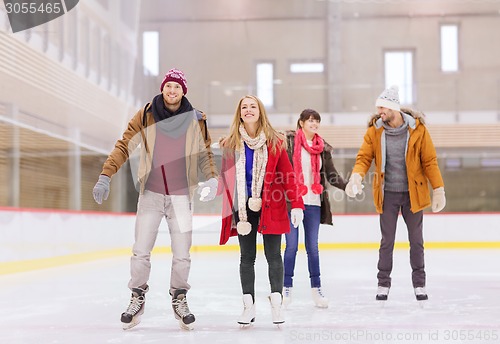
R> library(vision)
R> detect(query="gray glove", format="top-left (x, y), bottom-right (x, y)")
top-left (197, 177), bottom-right (218, 202)
top-left (93, 175), bottom-right (110, 204)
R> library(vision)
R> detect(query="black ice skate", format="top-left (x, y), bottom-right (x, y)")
top-left (375, 286), bottom-right (389, 301)
top-left (414, 287), bottom-right (428, 301)
top-left (121, 285), bottom-right (149, 330)
top-left (171, 288), bottom-right (195, 330)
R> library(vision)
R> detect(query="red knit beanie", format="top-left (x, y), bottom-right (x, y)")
top-left (160, 68), bottom-right (188, 95)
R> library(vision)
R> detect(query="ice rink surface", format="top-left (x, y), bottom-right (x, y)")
top-left (1, 247), bottom-right (499, 344)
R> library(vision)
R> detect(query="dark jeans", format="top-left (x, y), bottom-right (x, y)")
top-left (284, 205), bottom-right (322, 288)
top-left (238, 207), bottom-right (283, 301)
top-left (378, 191), bottom-right (425, 288)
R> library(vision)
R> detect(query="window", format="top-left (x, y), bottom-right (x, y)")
top-left (121, 2), bottom-right (136, 30)
top-left (481, 158), bottom-right (500, 168)
top-left (65, 9), bottom-right (78, 70)
top-left (384, 51), bottom-right (413, 105)
top-left (102, 34), bottom-right (111, 89)
top-left (96, 0), bottom-right (109, 9)
top-left (445, 158), bottom-right (461, 171)
top-left (256, 62), bottom-right (274, 108)
top-left (441, 24), bottom-right (459, 72)
top-left (142, 31), bottom-right (159, 76)
top-left (290, 62), bottom-right (324, 73)
top-left (80, 17), bottom-right (90, 77)
top-left (92, 26), bottom-right (101, 83)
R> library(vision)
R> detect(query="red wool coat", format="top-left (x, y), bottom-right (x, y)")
top-left (219, 143), bottom-right (304, 245)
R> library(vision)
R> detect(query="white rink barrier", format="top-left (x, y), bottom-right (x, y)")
top-left (1, 208), bottom-right (499, 273)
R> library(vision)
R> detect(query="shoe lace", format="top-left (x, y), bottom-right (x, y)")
top-left (125, 294), bottom-right (144, 315)
top-left (283, 287), bottom-right (291, 297)
top-left (173, 296), bottom-right (191, 317)
top-left (377, 286), bottom-right (389, 295)
top-left (316, 288), bottom-right (325, 298)
top-left (415, 287), bottom-right (426, 295)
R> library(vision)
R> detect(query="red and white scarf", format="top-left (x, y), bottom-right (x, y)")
top-left (293, 129), bottom-right (324, 195)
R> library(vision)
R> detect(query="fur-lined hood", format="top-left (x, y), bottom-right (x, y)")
top-left (368, 107), bottom-right (426, 128)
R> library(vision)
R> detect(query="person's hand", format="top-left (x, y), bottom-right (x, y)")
top-left (93, 175), bottom-right (110, 204)
top-left (432, 187), bottom-right (446, 213)
top-left (290, 208), bottom-right (304, 228)
top-left (197, 177), bottom-right (218, 201)
top-left (345, 173), bottom-right (363, 198)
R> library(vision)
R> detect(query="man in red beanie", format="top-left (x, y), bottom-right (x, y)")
top-left (92, 68), bottom-right (219, 330)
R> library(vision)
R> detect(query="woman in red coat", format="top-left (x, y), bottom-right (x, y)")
top-left (219, 95), bottom-right (304, 326)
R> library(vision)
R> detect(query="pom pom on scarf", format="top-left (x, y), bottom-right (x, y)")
top-left (311, 183), bottom-right (324, 195)
top-left (248, 197), bottom-right (262, 212)
top-left (237, 221), bottom-right (252, 236)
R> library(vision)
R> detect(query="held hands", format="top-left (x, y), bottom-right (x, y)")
top-left (92, 175), bottom-right (110, 204)
top-left (197, 177), bottom-right (218, 202)
top-left (345, 173), bottom-right (363, 198)
top-left (432, 187), bottom-right (446, 213)
top-left (290, 208), bottom-right (304, 228)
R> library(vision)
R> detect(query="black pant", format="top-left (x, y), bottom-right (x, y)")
top-left (377, 191), bottom-right (425, 288)
top-left (238, 207), bottom-right (283, 301)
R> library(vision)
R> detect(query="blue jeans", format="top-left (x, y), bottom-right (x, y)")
top-left (284, 205), bottom-right (321, 288)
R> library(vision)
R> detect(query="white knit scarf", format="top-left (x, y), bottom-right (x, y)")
top-left (236, 124), bottom-right (268, 235)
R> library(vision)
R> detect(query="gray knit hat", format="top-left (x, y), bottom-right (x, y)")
top-left (375, 85), bottom-right (400, 111)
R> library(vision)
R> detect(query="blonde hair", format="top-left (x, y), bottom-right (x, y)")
top-left (223, 95), bottom-right (285, 153)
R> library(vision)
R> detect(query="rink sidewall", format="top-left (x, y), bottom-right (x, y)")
top-left (1, 208), bottom-right (499, 274)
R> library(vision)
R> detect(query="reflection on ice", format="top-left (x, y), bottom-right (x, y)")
top-left (1, 248), bottom-right (499, 343)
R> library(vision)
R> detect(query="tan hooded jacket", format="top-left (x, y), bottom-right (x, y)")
top-left (101, 102), bottom-right (218, 199)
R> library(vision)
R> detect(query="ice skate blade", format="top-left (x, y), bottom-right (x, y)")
top-left (239, 322), bottom-right (254, 328)
top-left (179, 319), bottom-right (194, 331)
top-left (417, 300), bottom-right (428, 309)
top-left (314, 303), bottom-right (329, 309)
top-left (122, 316), bottom-right (141, 330)
top-left (274, 322), bottom-right (285, 329)
top-left (238, 317), bottom-right (255, 326)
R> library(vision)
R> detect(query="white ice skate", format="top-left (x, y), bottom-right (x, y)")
top-left (269, 292), bottom-right (285, 326)
top-left (282, 287), bottom-right (292, 308)
top-left (311, 287), bottom-right (329, 308)
top-left (238, 294), bottom-right (256, 326)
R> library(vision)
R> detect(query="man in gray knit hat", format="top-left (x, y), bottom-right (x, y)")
top-left (345, 85), bottom-right (446, 301)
